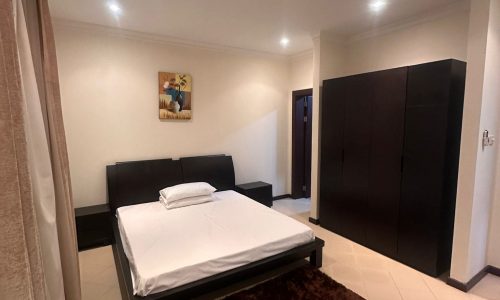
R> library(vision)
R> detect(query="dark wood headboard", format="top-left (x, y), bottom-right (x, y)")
top-left (180, 155), bottom-right (235, 191)
top-left (106, 155), bottom-right (235, 212)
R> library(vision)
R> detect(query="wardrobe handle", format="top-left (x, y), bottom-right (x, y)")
top-left (400, 155), bottom-right (404, 172)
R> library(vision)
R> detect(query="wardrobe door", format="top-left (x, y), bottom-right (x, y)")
top-left (319, 77), bottom-right (348, 235)
top-left (437, 60), bottom-right (466, 274)
top-left (339, 74), bottom-right (373, 244)
top-left (398, 60), bottom-right (454, 276)
top-left (320, 69), bottom-right (407, 252)
top-left (364, 68), bottom-right (407, 258)
top-left (320, 75), bottom-right (369, 244)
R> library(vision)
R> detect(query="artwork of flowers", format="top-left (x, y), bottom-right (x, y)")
top-left (159, 72), bottom-right (192, 119)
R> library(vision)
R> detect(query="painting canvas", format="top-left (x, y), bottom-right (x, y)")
top-left (159, 72), bottom-right (192, 119)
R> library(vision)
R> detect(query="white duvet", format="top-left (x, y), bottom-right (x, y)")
top-left (117, 190), bottom-right (314, 296)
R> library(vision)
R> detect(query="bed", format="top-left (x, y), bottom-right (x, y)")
top-left (107, 155), bottom-right (324, 299)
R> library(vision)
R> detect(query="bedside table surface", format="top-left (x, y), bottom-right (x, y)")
top-left (236, 181), bottom-right (271, 190)
top-left (75, 203), bottom-right (110, 217)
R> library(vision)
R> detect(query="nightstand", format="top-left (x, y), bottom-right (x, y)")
top-left (235, 181), bottom-right (273, 207)
top-left (75, 204), bottom-right (112, 251)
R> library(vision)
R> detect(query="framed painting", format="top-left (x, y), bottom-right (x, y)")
top-left (159, 72), bottom-right (192, 120)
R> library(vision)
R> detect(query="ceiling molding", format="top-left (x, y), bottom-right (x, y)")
top-left (347, 0), bottom-right (470, 44)
top-left (52, 18), bottom-right (290, 60)
top-left (319, 32), bottom-right (348, 45)
top-left (288, 49), bottom-right (313, 60)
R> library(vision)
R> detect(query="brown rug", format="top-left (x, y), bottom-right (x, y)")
top-left (224, 265), bottom-right (365, 300)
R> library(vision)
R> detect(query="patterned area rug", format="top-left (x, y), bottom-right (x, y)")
top-left (224, 265), bottom-right (365, 300)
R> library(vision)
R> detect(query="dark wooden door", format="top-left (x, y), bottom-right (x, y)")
top-left (304, 96), bottom-right (312, 198)
top-left (398, 59), bottom-right (465, 276)
top-left (364, 68), bottom-right (407, 257)
top-left (319, 78), bottom-right (347, 233)
top-left (339, 73), bottom-right (373, 244)
top-left (292, 89), bottom-right (313, 199)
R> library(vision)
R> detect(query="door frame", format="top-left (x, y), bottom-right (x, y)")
top-left (291, 88), bottom-right (313, 199)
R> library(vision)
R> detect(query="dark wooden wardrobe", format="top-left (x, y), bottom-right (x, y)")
top-left (319, 59), bottom-right (466, 277)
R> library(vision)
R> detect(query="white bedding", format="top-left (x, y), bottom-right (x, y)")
top-left (117, 190), bottom-right (314, 296)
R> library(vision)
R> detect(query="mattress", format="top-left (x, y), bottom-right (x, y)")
top-left (117, 190), bottom-right (314, 296)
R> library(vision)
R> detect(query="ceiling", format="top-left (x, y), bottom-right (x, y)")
top-left (49, 0), bottom-right (465, 55)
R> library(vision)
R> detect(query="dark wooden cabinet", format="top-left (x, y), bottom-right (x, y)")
top-left (235, 181), bottom-right (273, 207)
top-left (398, 60), bottom-right (466, 276)
top-left (75, 204), bottom-right (112, 250)
top-left (319, 59), bottom-right (466, 276)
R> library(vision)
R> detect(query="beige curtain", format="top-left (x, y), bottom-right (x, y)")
top-left (0, 0), bottom-right (81, 299)
top-left (38, 0), bottom-right (81, 298)
top-left (0, 1), bottom-right (47, 298)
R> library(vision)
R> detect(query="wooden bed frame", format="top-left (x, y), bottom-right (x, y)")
top-left (106, 155), bottom-right (324, 299)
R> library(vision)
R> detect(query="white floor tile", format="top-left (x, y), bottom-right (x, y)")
top-left (355, 253), bottom-right (388, 269)
top-left (360, 267), bottom-right (395, 285)
top-left (101, 286), bottom-right (123, 300)
top-left (81, 281), bottom-right (114, 300)
top-left (399, 287), bottom-right (437, 300)
top-left (364, 281), bottom-right (403, 300)
top-left (323, 262), bottom-right (364, 283)
top-left (469, 274), bottom-right (500, 300)
top-left (272, 198), bottom-right (311, 216)
top-left (387, 261), bottom-right (429, 291)
top-left (343, 281), bottom-right (369, 299)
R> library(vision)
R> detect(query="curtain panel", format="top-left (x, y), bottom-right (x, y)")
top-left (0, 0), bottom-right (47, 298)
top-left (0, 0), bottom-right (81, 299)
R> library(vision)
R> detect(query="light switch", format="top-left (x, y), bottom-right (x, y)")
top-left (482, 130), bottom-right (495, 149)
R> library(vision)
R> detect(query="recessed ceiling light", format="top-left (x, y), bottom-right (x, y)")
top-left (107, 2), bottom-right (122, 14)
top-left (369, 0), bottom-right (387, 13)
top-left (280, 37), bottom-right (290, 48)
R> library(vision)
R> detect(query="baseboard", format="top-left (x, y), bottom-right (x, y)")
top-left (446, 277), bottom-right (474, 292)
top-left (487, 265), bottom-right (500, 276)
top-left (308, 217), bottom-right (320, 225)
top-left (446, 265), bottom-right (499, 292)
top-left (273, 194), bottom-right (291, 200)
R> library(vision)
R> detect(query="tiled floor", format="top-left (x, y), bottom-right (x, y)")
top-left (79, 246), bottom-right (121, 299)
top-left (79, 198), bottom-right (500, 299)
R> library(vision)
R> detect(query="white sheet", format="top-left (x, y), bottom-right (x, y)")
top-left (117, 190), bottom-right (314, 296)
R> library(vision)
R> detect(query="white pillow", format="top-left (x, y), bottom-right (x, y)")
top-left (159, 182), bottom-right (216, 202)
top-left (159, 194), bottom-right (214, 209)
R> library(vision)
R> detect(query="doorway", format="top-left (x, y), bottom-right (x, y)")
top-left (291, 89), bottom-right (313, 199)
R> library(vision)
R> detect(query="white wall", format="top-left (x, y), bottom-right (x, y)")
top-left (54, 22), bottom-right (291, 208)
top-left (484, 0), bottom-right (500, 269)
top-left (344, 9), bottom-right (469, 76)
top-left (311, 37), bottom-right (321, 219)
top-left (289, 52), bottom-right (313, 91)
top-left (310, 6), bottom-right (470, 221)
top-left (451, 0), bottom-right (500, 282)
top-left (450, 0), bottom-right (491, 282)
top-left (319, 36), bottom-right (347, 81)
